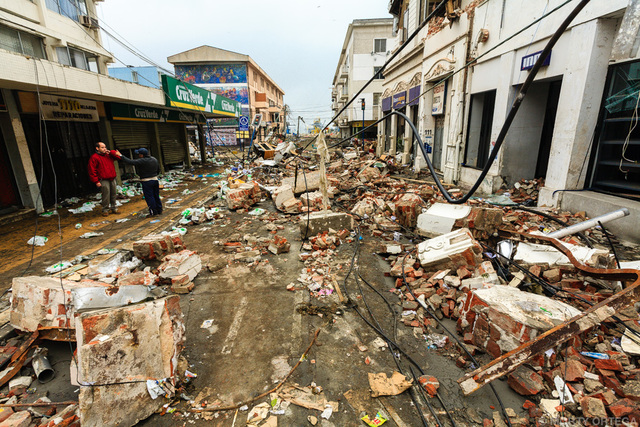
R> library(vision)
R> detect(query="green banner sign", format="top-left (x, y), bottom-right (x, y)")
top-left (108, 103), bottom-right (205, 123)
top-left (161, 75), bottom-right (241, 117)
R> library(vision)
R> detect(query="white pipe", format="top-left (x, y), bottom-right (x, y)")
top-left (546, 208), bottom-right (630, 239)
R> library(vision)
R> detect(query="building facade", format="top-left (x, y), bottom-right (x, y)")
top-left (167, 46), bottom-right (286, 141)
top-left (0, 0), bottom-right (237, 213)
top-left (375, 0), bottom-right (640, 241)
top-left (331, 18), bottom-right (393, 140)
top-left (108, 66), bottom-right (169, 89)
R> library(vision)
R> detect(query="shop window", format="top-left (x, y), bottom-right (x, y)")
top-left (45, 0), bottom-right (87, 21)
top-left (0, 24), bottom-right (46, 59)
top-left (374, 39), bottom-right (386, 53)
top-left (57, 46), bottom-right (99, 72)
top-left (373, 66), bottom-right (384, 80)
top-left (464, 90), bottom-right (496, 169)
top-left (588, 61), bottom-right (640, 200)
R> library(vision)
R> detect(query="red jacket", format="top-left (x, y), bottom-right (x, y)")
top-left (88, 151), bottom-right (121, 183)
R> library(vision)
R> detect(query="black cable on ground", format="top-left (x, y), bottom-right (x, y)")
top-left (346, 217), bottom-right (456, 426)
top-left (334, 218), bottom-right (442, 426)
top-left (598, 221), bottom-right (621, 269)
top-left (400, 251), bottom-right (513, 427)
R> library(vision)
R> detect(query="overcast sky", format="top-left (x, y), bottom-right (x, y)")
top-left (97, 0), bottom-right (390, 131)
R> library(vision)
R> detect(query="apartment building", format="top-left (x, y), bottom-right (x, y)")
top-left (331, 18), bottom-right (393, 140)
top-left (168, 46), bottom-right (286, 141)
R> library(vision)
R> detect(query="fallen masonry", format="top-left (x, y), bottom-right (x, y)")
top-left (1, 136), bottom-right (640, 426)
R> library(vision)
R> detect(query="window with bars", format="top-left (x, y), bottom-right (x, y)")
top-left (0, 24), bottom-right (46, 59)
top-left (56, 46), bottom-right (99, 72)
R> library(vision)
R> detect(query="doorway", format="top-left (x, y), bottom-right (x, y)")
top-left (535, 80), bottom-right (562, 178)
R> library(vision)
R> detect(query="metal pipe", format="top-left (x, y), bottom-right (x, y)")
top-left (546, 208), bottom-right (630, 239)
top-left (32, 348), bottom-right (55, 383)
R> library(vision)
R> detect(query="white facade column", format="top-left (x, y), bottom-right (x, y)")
top-left (389, 113), bottom-right (398, 155)
top-left (0, 89), bottom-right (43, 212)
top-left (402, 107), bottom-right (413, 164)
top-left (538, 19), bottom-right (618, 207)
top-left (376, 110), bottom-right (385, 156)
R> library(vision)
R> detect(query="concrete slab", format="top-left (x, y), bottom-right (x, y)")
top-left (416, 228), bottom-right (483, 270)
top-left (299, 211), bottom-right (354, 237)
top-left (158, 250), bottom-right (202, 281)
top-left (282, 171), bottom-right (320, 194)
top-left (76, 296), bottom-right (184, 427)
top-left (416, 203), bottom-right (472, 237)
top-left (458, 285), bottom-right (581, 357)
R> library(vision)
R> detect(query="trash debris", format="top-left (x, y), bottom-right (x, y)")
top-left (79, 232), bottom-right (104, 239)
top-left (27, 236), bottom-right (48, 246)
top-left (367, 372), bottom-right (413, 397)
top-left (361, 411), bottom-right (388, 426)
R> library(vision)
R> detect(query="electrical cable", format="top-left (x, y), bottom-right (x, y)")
top-left (333, 204), bottom-right (456, 425)
top-left (322, 0), bottom-right (576, 152)
top-left (302, 0), bottom-right (449, 147)
top-left (319, 0), bottom-right (591, 208)
top-left (598, 221), bottom-right (621, 269)
top-left (400, 251), bottom-right (514, 427)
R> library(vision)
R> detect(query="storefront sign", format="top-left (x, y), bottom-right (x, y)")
top-left (108, 103), bottom-right (205, 123)
top-left (161, 75), bottom-right (241, 117)
top-left (432, 81), bottom-right (446, 115)
top-left (521, 50), bottom-right (551, 71)
top-left (381, 96), bottom-right (392, 112)
top-left (408, 85), bottom-right (421, 106)
top-left (40, 95), bottom-right (98, 122)
top-left (392, 91), bottom-right (406, 109)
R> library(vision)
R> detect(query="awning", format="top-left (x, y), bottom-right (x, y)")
top-left (408, 85), bottom-right (420, 106)
top-left (382, 96), bottom-right (392, 112)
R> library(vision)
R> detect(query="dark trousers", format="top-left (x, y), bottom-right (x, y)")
top-left (141, 180), bottom-right (162, 215)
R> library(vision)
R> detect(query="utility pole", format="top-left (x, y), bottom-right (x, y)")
top-left (297, 116), bottom-right (305, 138)
top-left (360, 98), bottom-right (366, 150)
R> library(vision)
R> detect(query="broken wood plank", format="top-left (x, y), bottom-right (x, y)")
top-left (457, 232), bottom-right (640, 396)
top-left (0, 331), bottom-right (38, 388)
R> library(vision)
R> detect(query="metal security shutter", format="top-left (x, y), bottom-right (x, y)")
top-left (159, 123), bottom-right (185, 165)
top-left (111, 121), bottom-right (151, 150)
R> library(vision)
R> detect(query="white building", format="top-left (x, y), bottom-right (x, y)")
top-left (331, 18), bottom-right (393, 140)
top-left (377, 0), bottom-right (640, 241)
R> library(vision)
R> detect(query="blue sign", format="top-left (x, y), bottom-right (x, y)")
top-left (521, 50), bottom-right (551, 71)
top-left (239, 115), bottom-right (249, 131)
top-left (392, 91), bottom-right (406, 109)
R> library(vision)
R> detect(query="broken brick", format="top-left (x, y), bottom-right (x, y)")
top-left (507, 366), bottom-right (545, 396)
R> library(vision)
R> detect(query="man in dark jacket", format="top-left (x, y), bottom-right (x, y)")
top-left (116, 148), bottom-right (163, 216)
top-left (88, 141), bottom-right (121, 216)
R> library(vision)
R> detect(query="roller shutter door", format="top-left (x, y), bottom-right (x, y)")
top-left (159, 124), bottom-right (185, 165)
top-left (111, 121), bottom-right (151, 150)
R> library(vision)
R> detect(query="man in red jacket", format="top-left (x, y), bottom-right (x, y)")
top-left (88, 141), bottom-right (121, 216)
